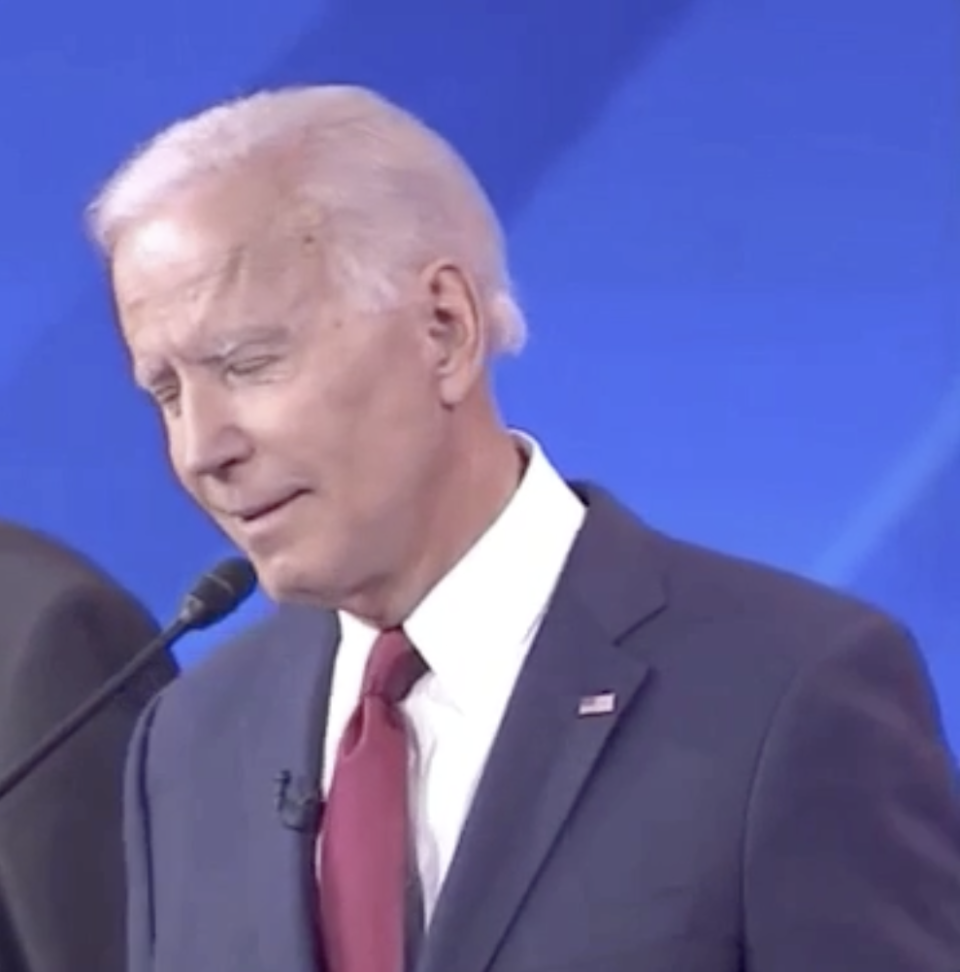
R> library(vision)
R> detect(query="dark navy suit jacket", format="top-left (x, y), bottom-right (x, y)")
top-left (0, 520), bottom-right (176, 972)
top-left (124, 486), bottom-right (960, 972)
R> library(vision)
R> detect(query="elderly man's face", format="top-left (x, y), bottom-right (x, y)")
top-left (111, 190), bottom-right (480, 611)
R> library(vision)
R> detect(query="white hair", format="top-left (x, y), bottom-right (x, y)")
top-left (86, 85), bottom-right (526, 355)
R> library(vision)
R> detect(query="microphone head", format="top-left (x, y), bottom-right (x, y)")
top-left (177, 556), bottom-right (258, 630)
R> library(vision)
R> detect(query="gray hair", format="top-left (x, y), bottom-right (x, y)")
top-left (86, 85), bottom-right (526, 355)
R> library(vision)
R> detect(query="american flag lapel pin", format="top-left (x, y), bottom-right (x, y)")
top-left (577, 692), bottom-right (616, 716)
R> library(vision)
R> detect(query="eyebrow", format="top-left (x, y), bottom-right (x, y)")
top-left (134, 323), bottom-right (293, 389)
top-left (134, 362), bottom-right (173, 392)
top-left (198, 323), bottom-right (293, 361)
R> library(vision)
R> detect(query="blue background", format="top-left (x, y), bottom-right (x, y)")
top-left (1, 0), bottom-right (957, 746)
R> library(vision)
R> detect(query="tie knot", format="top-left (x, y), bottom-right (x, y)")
top-left (363, 628), bottom-right (427, 703)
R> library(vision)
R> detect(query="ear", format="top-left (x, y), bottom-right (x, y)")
top-left (420, 259), bottom-right (487, 407)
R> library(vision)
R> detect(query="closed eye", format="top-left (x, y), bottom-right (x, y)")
top-left (225, 356), bottom-right (276, 378)
top-left (139, 386), bottom-right (181, 422)
top-left (150, 385), bottom-right (181, 410)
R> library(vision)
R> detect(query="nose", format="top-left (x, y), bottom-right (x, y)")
top-left (170, 385), bottom-right (252, 481)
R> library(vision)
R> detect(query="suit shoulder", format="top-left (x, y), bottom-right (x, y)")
top-left (580, 488), bottom-right (909, 676)
top-left (637, 527), bottom-right (925, 700)
top-left (149, 604), bottom-right (335, 741)
top-left (0, 519), bottom-right (118, 593)
top-left (584, 503), bottom-right (932, 739)
top-left (0, 520), bottom-right (158, 641)
top-left (0, 522), bottom-right (172, 746)
top-left (652, 527), bottom-right (896, 636)
top-left (582, 486), bottom-right (894, 635)
top-left (0, 520), bottom-right (160, 663)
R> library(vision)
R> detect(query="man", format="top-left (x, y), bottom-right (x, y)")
top-left (86, 85), bottom-right (960, 972)
top-left (0, 520), bottom-right (178, 972)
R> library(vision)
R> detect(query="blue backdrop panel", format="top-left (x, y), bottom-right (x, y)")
top-left (0, 0), bottom-right (956, 745)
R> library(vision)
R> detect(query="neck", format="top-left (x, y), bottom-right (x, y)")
top-left (347, 411), bottom-right (523, 629)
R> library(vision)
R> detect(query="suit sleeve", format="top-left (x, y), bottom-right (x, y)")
top-left (0, 580), bottom-right (176, 972)
top-left (743, 616), bottom-right (960, 971)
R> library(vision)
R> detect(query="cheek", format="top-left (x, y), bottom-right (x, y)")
top-left (346, 383), bottom-right (445, 502)
top-left (165, 436), bottom-right (205, 505)
top-left (154, 415), bottom-right (187, 483)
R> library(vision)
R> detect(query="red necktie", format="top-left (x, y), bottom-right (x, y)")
top-left (319, 628), bottom-right (428, 972)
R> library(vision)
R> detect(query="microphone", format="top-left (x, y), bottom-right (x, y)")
top-left (274, 770), bottom-right (324, 833)
top-left (0, 556), bottom-right (258, 802)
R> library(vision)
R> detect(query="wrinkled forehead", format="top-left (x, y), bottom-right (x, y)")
top-left (114, 188), bottom-right (320, 316)
top-left (110, 211), bottom-right (325, 388)
top-left (113, 215), bottom-right (246, 319)
top-left (112, 189), bottom-right (302, 304)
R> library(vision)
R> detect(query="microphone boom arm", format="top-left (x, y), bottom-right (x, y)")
top-left (0, 556), bottom-right (256, 802)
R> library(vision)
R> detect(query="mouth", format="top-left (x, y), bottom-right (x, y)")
top-left (230, 492), bottom-right (306, 526)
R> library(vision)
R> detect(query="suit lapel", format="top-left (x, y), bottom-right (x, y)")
top-left (419, 486), bottom-right (666, 972)
top-left (239, 606), bottom-right (339, 972)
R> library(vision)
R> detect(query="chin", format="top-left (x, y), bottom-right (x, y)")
top-left (252, 551), bottom-right (340, 609)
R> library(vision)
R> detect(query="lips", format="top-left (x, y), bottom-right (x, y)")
top-left (229, 492), bottom-right (304, 524)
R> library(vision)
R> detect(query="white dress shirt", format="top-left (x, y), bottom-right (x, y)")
top-left (322, 433), bottom-right (585, 923)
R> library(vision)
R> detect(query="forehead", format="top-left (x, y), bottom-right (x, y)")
top-left (111, 201), bottom-right (317, 367)
top-left (111, 192), bottom-right (292, 306)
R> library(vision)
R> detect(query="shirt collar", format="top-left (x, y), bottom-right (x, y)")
top-left (401, 432), bottom-right (584, 714)
top-left (337, 434), bottom-right (585, 714)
